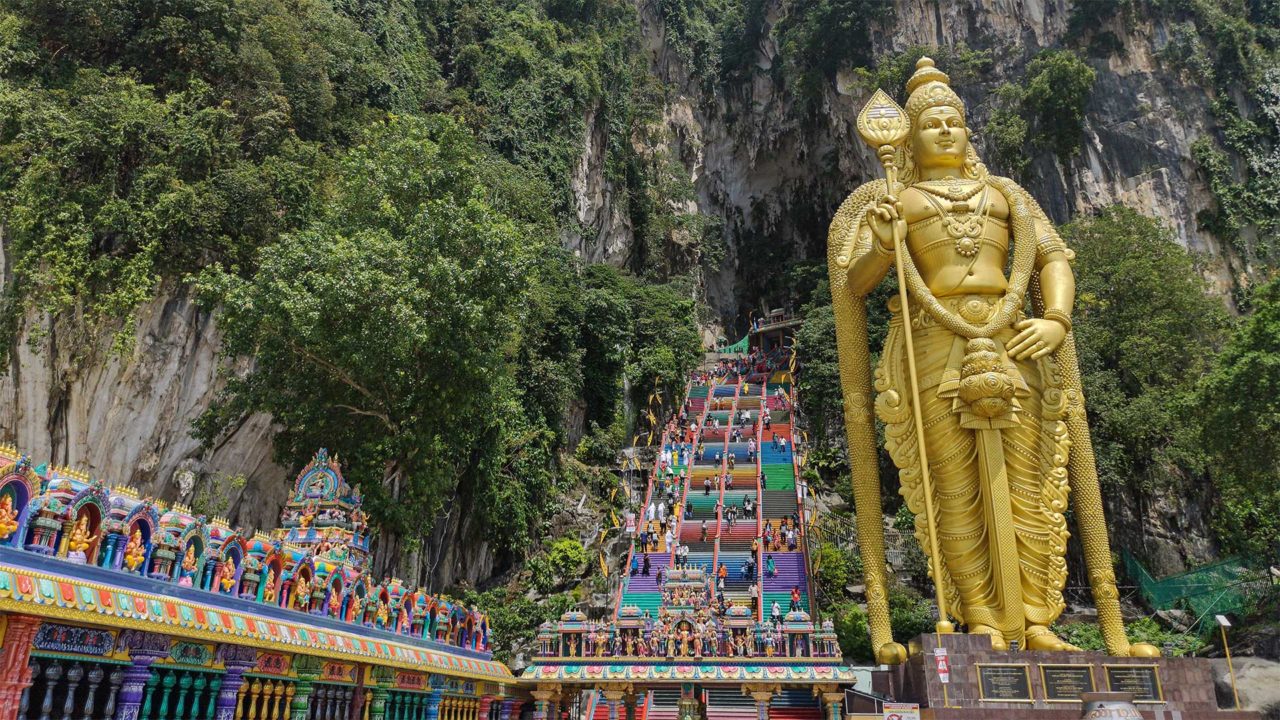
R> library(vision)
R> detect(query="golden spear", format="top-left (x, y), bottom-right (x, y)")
top-left (856, 90), bottom-right (954, 634)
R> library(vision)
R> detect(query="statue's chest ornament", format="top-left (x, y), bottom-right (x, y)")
top-left (916, 180), bottom-right (991, 258)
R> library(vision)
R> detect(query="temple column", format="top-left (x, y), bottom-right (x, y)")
top-left (114, 631), bottom-right (170, 720)
top-left (288, 656), bottom-right (321, 720)
top-left (478, 695), bottom-right (495, 720)
top-left (367, 686), bottom-right (388, 720)
top-left (423, 689), bottom-right (444, 720)
top-left (820, 691), bottom-right (843, 720)
top-left (214, 645), bottom-right (257, 720)
top-left (531, 689), bottom-right (557, 720)
top-left (742, 684), bottom-right (777, 720)
top-left (601, 688), bottom-right (626, 720)
top-left (623, 692), bottom-right (638, 720)
top-left (0, 614), bottom-right (41, 720)
top-left (500, 698), bottom-right (523, 720)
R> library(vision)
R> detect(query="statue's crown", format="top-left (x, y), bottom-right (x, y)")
top-left (905, 57), bottom-right (965, 124)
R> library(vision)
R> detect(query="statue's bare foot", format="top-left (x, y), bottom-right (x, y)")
top-left (876, 641), bottom-right (908, 665)
top-left (969, 624), bottom-right (1008, 651)
top-left (1025, 625), bottom-right (1081, 652)
top-left (1129, 642), bottom-right (1160, 657)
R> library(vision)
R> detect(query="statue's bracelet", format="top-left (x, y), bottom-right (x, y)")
top-left (1042, 309), bottom-right (1072, 333)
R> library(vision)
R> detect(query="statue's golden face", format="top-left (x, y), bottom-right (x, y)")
top-left (912, 106), bottom-right (968, 171)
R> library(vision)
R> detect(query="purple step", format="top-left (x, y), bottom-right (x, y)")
top-left (624, 553), bottom-right (670, 593)
top-left (761, 553), bottom-right (806, 593)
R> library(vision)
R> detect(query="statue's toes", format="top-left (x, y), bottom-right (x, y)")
top-left (876, 641), bottom-right (908, 665)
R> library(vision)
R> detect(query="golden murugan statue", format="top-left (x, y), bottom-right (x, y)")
top-left (0, 495), bottom-right (19, 540)
top-left (122, 529), bottom-right (146, 571)
top-left (67, 515), bottom-right (97, 553)
top-left (829, 58), bottom-right (1157, 662)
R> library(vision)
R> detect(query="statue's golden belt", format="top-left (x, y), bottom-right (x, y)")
top-left (888, 294), bottom-right (1021, 331)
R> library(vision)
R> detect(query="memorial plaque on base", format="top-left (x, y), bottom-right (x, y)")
top-left (976, 663), bottom-right (1032, 702)
top-left (1040, 664), bottom-right (1095, 702)
top-left (1104, 665), bottom-right (1162, 703)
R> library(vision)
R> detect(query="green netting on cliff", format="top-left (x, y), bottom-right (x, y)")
top-left (1122, 550), bottom-right (1271, 620)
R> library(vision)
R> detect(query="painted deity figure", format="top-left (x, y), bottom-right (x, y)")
top-left (262, 568), bottom-right (278, 603)
top-left (67, 515), bottom-right (96, 553)
top-left (0, 495), bottom-right (18, 540)
top-left (829, 57), bottom-right (1158, 662)
top-left (178, 545), bottom-right (198, 586)
top-left (292, 575), bottom-right (311, 610)
top-left (123, 530), bottom-right (146, 571)
top-left (218, 559), bottom-right (237, 593)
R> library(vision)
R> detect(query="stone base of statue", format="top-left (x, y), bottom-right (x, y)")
top-left (874, 633), bottom-right (1260, 719)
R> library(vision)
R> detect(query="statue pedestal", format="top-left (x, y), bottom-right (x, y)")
top-left (878, 633), bottom-right (1261, 719)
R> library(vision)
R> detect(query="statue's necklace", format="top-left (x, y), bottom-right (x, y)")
top-left (916, 177), bottom-right (985, 202)
top-left (918, 184), bottom-right (990, 258)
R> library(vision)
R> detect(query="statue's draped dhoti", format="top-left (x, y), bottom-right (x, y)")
top-left (876, 293), bottom-right (1071, 639)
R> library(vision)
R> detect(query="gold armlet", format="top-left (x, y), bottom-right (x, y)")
top-left (1042, 309), bottom-right (1072, 332)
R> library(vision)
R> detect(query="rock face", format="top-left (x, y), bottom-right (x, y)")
top-left (0, 0), bottom-right (1236, 584)
top-left (0, 284), bottom-right (290, 532)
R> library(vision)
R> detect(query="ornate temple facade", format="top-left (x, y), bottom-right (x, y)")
top-left (0, 447), bottom-right (519, 720)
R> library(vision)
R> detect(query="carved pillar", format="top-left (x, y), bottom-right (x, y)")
top-left (622, 693), bottom-right (637, 720)
top-left (114, 630), bottom-right (170, 720)
top-left (500, 698), bottom-right (523, 720)
top-left (478, 695), bottom-right (495, 720)
top-left (820, 692), bottom-right (843, 720)
top-left (289, 657), bottom-right (321, 720)
top-left (601, 688), bottom-right (626, 720)
top-left (366, 686), bottom-right (388, 720)
top-left (742, 685), bottom-right (777, 720)
top-left (213, 645), bottom-right (257, 720)
top-left (530, 690), bottom-right (557, 720)
top-left (423, 689), bottom-right (444, 720)
top-left (0, 615), bottom-right (41, 720)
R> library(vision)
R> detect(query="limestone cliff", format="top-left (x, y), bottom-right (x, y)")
top-left (0, 0), bottom-right (1243, 584)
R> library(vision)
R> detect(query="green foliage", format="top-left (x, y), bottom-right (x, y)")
top-left (1155, 0), bottom-right (1280, 263)
top-left (462, 587), bottom-right (576, 664)
top-left (975, 50), bottom-right (1095, 174)
top-left (888, 585), bottom-right (936, 641)
top-left (1022, 50), bottom-right (1096, 159)
top-left (814, 541), bottom-right (862, 608)
top-left (1199, 276), bottom-right (1280, 554)
top-left (1052, 620), bottom-right (1107, 652)
top-left (1053, 619), bottom-right (1204, 656)
top-left (548, 537), bottom-right (589, 579)
top-left (775, 0), bottom-right (894, 105)
top-left (795, 286), bottom-right (842, 448)
top-left (196, 115), bottom-right (547, 550)
top-left (582, 264), bottom-right (702, 426)
top-left (526, 537), bottom-right (590, 594)
top-left (829, 601), bottom-right (872, 661)
top-left (985, 83), bottom-right (1032, 178)
top-left (893, 505), bottom-right (931, 594)
top-left (1064, 206), bottom-right (1229, 494)
top-left (0, 0), bottom-right (443, 356)
top-left (827, 586), bottom-right (933, 661)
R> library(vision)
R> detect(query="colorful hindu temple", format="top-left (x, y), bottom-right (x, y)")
top-left (0, 447), bottom-right (520, 720)
top-left (0, 350), bottom-right (865, 720)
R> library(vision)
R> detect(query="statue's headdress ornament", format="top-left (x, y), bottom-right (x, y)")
top-left (905, 57), bottom-right (965, 124)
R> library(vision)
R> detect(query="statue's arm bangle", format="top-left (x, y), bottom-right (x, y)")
top-left (1042, 309), bottom-right (1072, 332)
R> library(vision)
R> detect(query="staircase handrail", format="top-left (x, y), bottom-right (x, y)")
top-left (612, 378), bottom-right (691, 619)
